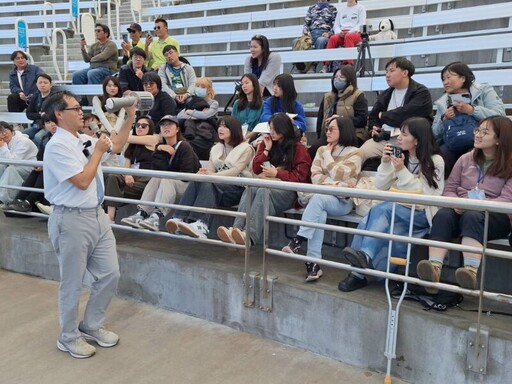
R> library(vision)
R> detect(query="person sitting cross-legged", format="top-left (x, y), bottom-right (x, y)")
top-left (165, 116), bottom-right (254, 238)
top-left (120, 115), bottom-right (200, 231)
top-left (281, 116), bottom-right (363, 282)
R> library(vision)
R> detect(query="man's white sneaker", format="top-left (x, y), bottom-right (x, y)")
top-left (57, 336), bottom-right (96, 358)
top-left (79, 322), bottom-right (119, 347)
top-left (178, 220), bottom-right (209, 238)
top-left (35, 201), bottom-right (53, 215)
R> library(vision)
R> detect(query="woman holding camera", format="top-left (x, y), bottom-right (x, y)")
top-left (281, 116), bottom-right (363, 282)
top-left (431, 61), bottom-right (505, 177)
top-left (338, 117), bottom-right (445, 292)
top-left (417, 116), bottom-right (512, 292)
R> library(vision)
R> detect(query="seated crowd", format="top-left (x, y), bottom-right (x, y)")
top-left (1, 9), bottom-right (510, 297)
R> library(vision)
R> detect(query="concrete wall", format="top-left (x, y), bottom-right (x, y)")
top-left (1, 216), bottom-right (511, 383)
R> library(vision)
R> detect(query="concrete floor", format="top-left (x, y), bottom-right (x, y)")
top-left (0, 270), bottom-right (407, 384)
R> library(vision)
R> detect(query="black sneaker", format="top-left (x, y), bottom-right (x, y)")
top-left (305, 263), bottom-right (323, 282)
top-left (10, 199), bottom-right (32, 212)
top-left (282, 237), bottom-right (302, 254)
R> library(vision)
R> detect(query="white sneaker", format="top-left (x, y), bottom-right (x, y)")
top-left (139, 213), bottom-right (161, 231)
top-left (35, 202), bottom-right (53, 215)
top-left (178, 220), bottom-right (209, 238)
top-left (57, 336), bottom-right (96, 359)
top-left (120, 211), bottom-right (146, 228)
top-left (165, 218), bottom-right (184, 234)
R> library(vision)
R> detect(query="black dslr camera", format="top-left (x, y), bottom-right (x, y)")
top-left (373, 128), bottom-right (391, 142)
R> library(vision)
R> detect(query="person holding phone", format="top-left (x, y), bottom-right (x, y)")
top-left (145, 18), bottom-right (181, 70)
top-left (338, 117), bottom-right (445, 292)
top-left (431, 62), bottom-right (505, 177)
top-left (121, 22), bottom-right (145, 65)
top-left (217, 113), bottom-right (311, 247)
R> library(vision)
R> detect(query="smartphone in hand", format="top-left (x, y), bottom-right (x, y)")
top-left (391, 145), bottom-right (402, 158)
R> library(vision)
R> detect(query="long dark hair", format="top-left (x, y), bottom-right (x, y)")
top-left (333, 116), bottom-right (359, 147)
top-left (249, 35), bottom-right (271, 70)
top-left (268, 113), bottom-right (297, 170)
top-left (331, 65), bottom-right (358, 101)
top-left (100, 76), bottom-right (122, 107)
top-left (401, 117), bottom-right (441, 189)
top-left (271, 74), bottom-right (298, 115)
top-left (218, 116), bottom-right (244, 147)
top-left (473, 116), bottom-right (512, 179)
top-left (238, 73), bottom-right (263, 110)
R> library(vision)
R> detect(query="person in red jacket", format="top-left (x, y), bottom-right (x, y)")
top-left (217, 112), bottom-right (312, 246)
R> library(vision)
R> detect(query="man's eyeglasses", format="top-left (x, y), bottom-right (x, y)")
top-left (64, 106), bottom-right (83, 112)
top-left (0, 128), bottom-right (11, 134)
top-left (135, 123), bottom-right (149, 129)
top-left (128, 29), bottom-right (137, 34)
top-left (474, 128), bottom-right (490, 137)
top-left (94, 29), bottom-right (104, 33)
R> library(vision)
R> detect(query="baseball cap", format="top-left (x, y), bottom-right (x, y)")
top-left (159, 115), bottom-right (179, 125)
top-left (127, 23), bottom-right (142, 32)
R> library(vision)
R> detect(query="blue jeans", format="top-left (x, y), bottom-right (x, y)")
top-left (23, 125), bottom-right (47, 147)
top-left (297, 194), bottom-right (353, 258)
top-left (310, 29), bottom-right (329, 50)
top-left (72, 66), bottom-right (114, 85)
top-left (351, 201), bottom-right (430, 273)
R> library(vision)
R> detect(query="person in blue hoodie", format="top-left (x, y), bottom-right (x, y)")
top-left (260, 74), bottom-right (306, 134)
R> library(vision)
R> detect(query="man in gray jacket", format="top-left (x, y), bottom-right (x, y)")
top-left (72, 23), bottom-right (118, 85)
top-left (158, 44), bottom-right (196, 110)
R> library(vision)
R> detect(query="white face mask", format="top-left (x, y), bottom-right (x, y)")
top-left (195, 87), bottom-right (207, 98)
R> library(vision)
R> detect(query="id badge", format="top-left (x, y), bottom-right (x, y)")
top-left (468, 187), bottom-right (486, 200)
top-left (131, 162), bottom-right (140, 169)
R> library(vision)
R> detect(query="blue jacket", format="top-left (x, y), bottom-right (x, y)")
top-left (260, 98), bottom-right (307, 133)
top-left (9, 64), bottom-right (44, 96)
top-left (432, 82), bottom-right (506, 142)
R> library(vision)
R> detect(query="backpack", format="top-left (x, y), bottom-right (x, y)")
top-left (292, 35), bottom-right (312, 73)
top-left (442, 112), bottom-right (478, 152)
top-left (391, 283), bottom-right (463, 311)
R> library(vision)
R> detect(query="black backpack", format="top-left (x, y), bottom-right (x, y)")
top-left (391, 283), bottom-right (463, 311)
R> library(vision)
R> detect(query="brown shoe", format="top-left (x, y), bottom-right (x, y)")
top-left (455, 266), bottom-right (478, 290)
top-left (417, 260), bottom-right (441, 294)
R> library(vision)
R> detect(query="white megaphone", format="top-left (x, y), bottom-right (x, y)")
top-left (105, 91), bottom-right (154, 113)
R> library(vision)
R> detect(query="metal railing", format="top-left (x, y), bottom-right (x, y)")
top-left (50, 28), bottom-right (68, 82)
top-left (1, 157), bottom-right (512, 370)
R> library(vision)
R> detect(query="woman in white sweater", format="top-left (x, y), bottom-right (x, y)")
top-left (338, 117), bottom-right (445, 292)
top-left (165, 116), bottom-right (254, 238)
top-left (281, 116), bottom-right (363, 282)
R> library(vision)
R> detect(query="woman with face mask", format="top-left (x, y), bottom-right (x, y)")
top-left (178, 77), bottom-right (219, 160)
top-left (309, 65), bottom-right (368, 159)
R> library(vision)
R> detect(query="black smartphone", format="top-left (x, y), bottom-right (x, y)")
top-left (391, 145), bottom-right (402, 158)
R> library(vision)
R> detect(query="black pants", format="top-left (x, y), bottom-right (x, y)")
top-left (430, 207), bottom-right (511, 244)
top-left (7, 93), bottom-right (28, 112)
top-left (16, 169), bottom-right (48, 205)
